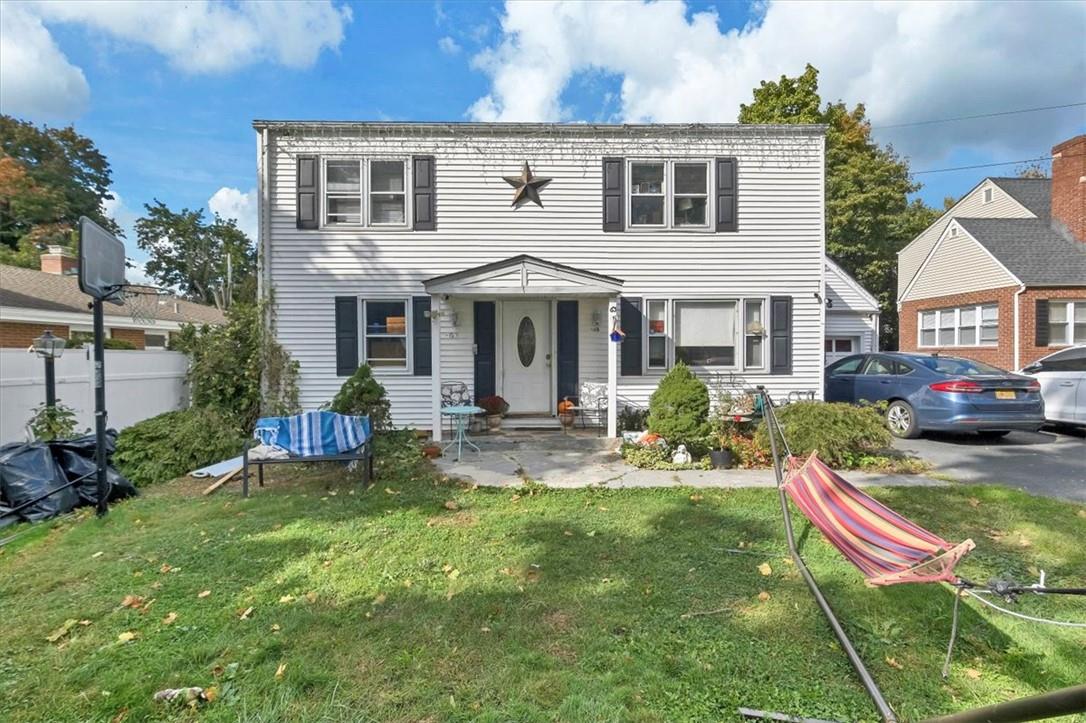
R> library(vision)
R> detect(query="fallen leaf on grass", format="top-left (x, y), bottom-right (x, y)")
top-left (279, 594), bottom-right (295, 604)
top-left (117, 631), bottom-right (138, 643)
top-left (162, 612), bottom-right (178, 625)
top-left (159, 564), bottom-right (172, 574)
top-left (275, 663), bottom-right (287, 680)
top-left (689, 494), bottom-right (704, 503)
top-left (384, 488), bottom-right (400, 495)
top-left (47, 619), bottom-right (80, 643)
top-left (322, 560), bottom-right (333, 568)
top-left (197, 590), bottom-right (211, 598)
top-left (563, 530), bottom-right (574, 537)
top-left (121, 595), bottom-right (145, 609)
top-left (1077, 509), bottom-right (1086, 519)
top-left (510, 494), bottom-right (521, 503)
top-left (758, 591), bottom-right (770, 602)
top-left (373, 593), bottom-right (387, 606)
top-left (480, 626), bottom-right (491, 633)
top-left (92, 551), bottom-right (104, 559)
top-left (967, 497), bottom-right (981, 508)
top-left (758, 563), bottom-right (773, 576)
top-left (239, 607), bottom-right (254, 620)
top-left (270, 623), bottom-right (281, 633)
top-left (110, 707), bottom-right (129, 723)
top-left (965, 668), bottom-right (982, 680)
top-left (444, 500), bottom-right (460, 510)
top-left (305, 591), bottom-right (318, 603)
top-left (885, 656), bottom-right (903, 670)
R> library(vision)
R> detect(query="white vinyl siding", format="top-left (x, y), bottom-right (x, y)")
top-left (262, 128), bottom-right (825, 427)
top-left (825, 313), bottom-right (877, 356)
top-left (904, 228), bottom-right (1018, 301)
top-left (897, 179), bottom-right (1035, 300)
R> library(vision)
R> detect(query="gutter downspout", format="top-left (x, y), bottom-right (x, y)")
top-left (1013, 284), bottom-right (1026, 370)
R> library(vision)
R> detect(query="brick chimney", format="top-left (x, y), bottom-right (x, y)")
top-left (1051, 134), bottom-right (1085, 242)
top-left (40, 245), bottom-right (78, 275)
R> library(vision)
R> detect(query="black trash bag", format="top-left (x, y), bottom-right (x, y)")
top-left (0, 442), bottom-right (79, 524)
top-left (50, 432), bottom-right (138, 505)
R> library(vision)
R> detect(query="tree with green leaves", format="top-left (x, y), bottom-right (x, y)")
top-left (739, 65), bottom-right (939, 349)
top-left (0, 115), bottom-right (119, 267)
top-left (135, 200), bottom-right (256, 309)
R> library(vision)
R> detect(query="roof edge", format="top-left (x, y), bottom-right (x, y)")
top-left (251, 120), bottom-right (827, 136)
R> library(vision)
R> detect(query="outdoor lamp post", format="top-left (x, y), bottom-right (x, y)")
top-left (32, 330), bottom-right (66, 408)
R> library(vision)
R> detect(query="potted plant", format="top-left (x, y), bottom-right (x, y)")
top-left (477, 395), bottom-right (509, 430)
top-left (709, 435), bottom-right (736, 469)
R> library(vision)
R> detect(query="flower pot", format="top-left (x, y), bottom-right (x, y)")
top-left (709, 449), bottom-right (735, 469)
top-left (422, 444), bottom-right (442, 459)
top-left (487, 414), bottom-right (502, 430)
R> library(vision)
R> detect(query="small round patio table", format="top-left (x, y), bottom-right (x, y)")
top-left (440, 405), bottom-right (485, 461)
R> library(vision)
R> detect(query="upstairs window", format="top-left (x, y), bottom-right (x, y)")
top-left (324, 159), bottom-right (408, 227)
top-left (983, 187), bottom-right (993, 204)
top-left (628, 160), bottom-right (711, 229)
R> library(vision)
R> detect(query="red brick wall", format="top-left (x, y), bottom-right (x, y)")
top-left (109, 327), bottom-right (146, 349)
top-left (1051, 135), bottom-right (1085, 242)
top-left (0, 322), bottom-right (71, 349)
top-left (39, 252), bottom-right (78, 275)
top-left (899, 286), bottom-right (1086, 370)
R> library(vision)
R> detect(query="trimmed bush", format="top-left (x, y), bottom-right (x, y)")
top-left (327, 364), bottom-right (392, 431)
top-left (647, 362), bottom-right (711, 454)
top-left (754, 401), bottom-right (891, 468)
top-left (114, 407), bottom-right (246, 486)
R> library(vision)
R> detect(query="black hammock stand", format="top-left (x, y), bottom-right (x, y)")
top-left (747, 387), bottom-right (1086, 723)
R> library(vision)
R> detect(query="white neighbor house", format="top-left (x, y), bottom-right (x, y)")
top-left (253, 122), bottom-right (827, 438)
top-left (824, 258), bottom-right (880, 364)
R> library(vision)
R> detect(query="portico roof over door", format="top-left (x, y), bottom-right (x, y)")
top-left (423, 255), bottom-right (624, 297)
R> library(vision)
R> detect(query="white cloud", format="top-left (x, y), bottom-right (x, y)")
top-left (208, 187), bottom-right (258, 240)
top-left (0, 3), bottom-right (89, 120)
top-left (468, 1), bottom-right (1086, 161)
top-left (102, 190), bottom-right (139, 241)
top-left (438, 36), bottom-right (461, 55)
top-left (1, 0), bottom-right (352, 121)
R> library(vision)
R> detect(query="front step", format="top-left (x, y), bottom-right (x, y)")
top-left (502, 414), bottom-right (563, 431)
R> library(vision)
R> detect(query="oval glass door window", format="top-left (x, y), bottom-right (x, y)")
top-left (517, 316), bottom-right (536, 367)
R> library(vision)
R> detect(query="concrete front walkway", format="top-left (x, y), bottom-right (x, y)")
top-left (432, 432), bottom-right (947, 489)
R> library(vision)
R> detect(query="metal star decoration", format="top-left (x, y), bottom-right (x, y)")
top-left (503, 162), bottom-right (552, 208)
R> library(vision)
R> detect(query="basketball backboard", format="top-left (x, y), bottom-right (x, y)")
top-left (79, 216), bottom-right (125, 304)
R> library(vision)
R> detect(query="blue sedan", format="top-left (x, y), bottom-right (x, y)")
top-left (824, 352), bottom-right (1045, 439)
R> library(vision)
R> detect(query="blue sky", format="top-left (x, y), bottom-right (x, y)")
top-left (2, 1), bottom-right (1083, 271)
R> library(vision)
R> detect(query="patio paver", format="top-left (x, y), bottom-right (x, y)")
top-left (431, 431), bottom-right (948, 489)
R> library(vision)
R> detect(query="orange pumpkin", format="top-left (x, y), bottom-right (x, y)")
top-left (557, 398), bottom-right (574, 414)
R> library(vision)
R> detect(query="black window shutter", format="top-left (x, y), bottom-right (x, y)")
top-left (297, 155), bottom-right (319, 230)
top-left (334, 296), bottom-right (359, 376)
top-left (602, 157), bottom-right (625, 232)
top-left (620, 297), bottom-right (643, 376)
top-left (412, 296), bottom-right (432, 376)
top-left (769, 295), bottom-right (792, 375)
top-left (1035, 299), bottom-right (1049, 346)
top-left (412, 155), bottom-right (436, 231)
top-left (715, 157), bottom-right (738, 232)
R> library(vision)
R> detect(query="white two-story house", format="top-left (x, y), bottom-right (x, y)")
top-left (253, 122), bottom-right (827, 438)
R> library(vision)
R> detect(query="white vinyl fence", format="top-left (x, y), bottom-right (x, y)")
top-left (0, 348), bottom-right (190, 443)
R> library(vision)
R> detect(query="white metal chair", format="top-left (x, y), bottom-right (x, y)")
top-left (569, 381), bottom-right (608, 435)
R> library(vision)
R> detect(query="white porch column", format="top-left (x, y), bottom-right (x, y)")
top-left (607, 296), bottom-right (618, 438)
top-left (431, 294), bottom-right (443, 442)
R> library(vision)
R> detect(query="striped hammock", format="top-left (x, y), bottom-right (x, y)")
top-left (254, 411), bottom-right (370, 458)
top-left (782, 453), bottom-right (974, 587)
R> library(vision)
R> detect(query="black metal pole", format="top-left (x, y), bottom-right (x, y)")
top-left (44, 355), bottom-right (56, 408)
top-left (93, 297), bottom-right (109, 517)
top-left (758, 387), bottom-right (897, 723)
top-left (922, 683), bottom-right (1086, 723)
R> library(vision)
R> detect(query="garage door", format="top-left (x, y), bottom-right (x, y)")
top-left (825, 336), bottom-right (859, 365)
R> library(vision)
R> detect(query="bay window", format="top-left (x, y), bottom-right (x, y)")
top-left (1048, 300), bottom-right (1086, 345)
top-left (646, 299), bottom-right (668, 369)
top-left (324, 158), bottom-right (408, 227)
top-left (364, 300), bottom-right (408, 368)
top-left (674, 300), bottom-right (736, 367)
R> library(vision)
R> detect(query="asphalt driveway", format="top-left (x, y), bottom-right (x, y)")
top-left (892, 427), bottom-right (1085, 502)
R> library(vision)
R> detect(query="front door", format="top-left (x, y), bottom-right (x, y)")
top-left (502, 300), bottom-right (551, 413)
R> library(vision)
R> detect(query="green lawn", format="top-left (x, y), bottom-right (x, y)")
top-left (1, 445), bottom-right (1084, 722)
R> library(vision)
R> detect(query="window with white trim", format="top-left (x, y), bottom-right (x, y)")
top-left (1048, 300), bottom-right (1086, 345)
top-left (628, 160), bottom-right (711, 229)
top-left (983, 187), bottom-right (993, 204)
top-left (145, 333), bottom-right (168, 349)
top-left (918, 304), bottom-right (998, 348)
top-left (674, 300), bottom-right (737, 367)
top-left (646, 299), bottom-right (668, 369)
top-left (744, 299), bottom-right (765, 368)
top-left (363, 299), bottom-right (408, 368)
top-left (323, 159), bottom-right (408, 227)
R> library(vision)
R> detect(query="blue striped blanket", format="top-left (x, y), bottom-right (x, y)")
top-left (253, 412), bottom-right (371, 458)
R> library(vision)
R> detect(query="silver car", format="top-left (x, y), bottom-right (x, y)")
top-left (1020, 345), bottom-right (1086, 427)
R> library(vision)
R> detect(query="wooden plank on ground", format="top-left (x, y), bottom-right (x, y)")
top-left (202, 467), bottom-right (242, 496)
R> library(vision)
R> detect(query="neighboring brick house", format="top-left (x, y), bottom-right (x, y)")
top-left (897, 135), bottom-right (1086, 370)
top-left (0, 248), bottom-right (225, 349)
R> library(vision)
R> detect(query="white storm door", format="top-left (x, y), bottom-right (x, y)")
top-left (501, 300), bottom-right (551, 413)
